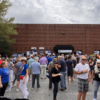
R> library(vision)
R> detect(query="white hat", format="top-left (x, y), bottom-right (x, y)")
top-left (21, 57), bottom-right (27, 61)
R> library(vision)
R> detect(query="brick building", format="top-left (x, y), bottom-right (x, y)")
top-left (10, 24), bottom-right (100, 56)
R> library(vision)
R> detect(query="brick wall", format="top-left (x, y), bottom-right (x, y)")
top-left (11, 24), bottom-right (100, 55)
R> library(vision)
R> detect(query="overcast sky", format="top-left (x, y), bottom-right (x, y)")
top-left (6, 0), bottom-right (100, 24)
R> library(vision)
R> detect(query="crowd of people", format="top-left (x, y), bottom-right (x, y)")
top-left (0, 53), bottom-right (100, 100)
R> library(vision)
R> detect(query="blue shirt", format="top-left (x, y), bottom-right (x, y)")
top-left (51, 56), bottom-right (55, 61)
top-left (31, 61), bottom-right (41, 74)
top-left (48, 57), bottom-right (52, 64)
top-left (21, 64), bottom-right (29, 75)
top-left (0, 68), bottom-right (10, 84)
top-left (66, 60), bottom-right (73, 70)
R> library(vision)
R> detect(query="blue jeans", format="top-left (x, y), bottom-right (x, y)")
top-left (94, 80), bottom-right (100, 99)
top-left (60, 72), bottom-right (67, 89)
top-left (53, 81), bottom-right (58, 100)
top-left (13, 74), bottom-right (17, 85)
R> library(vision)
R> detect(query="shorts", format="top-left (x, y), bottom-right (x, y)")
top-left (67, 69), bottom-right (73, 77)
top-left (17, 75), bottom-right (20, 81)
top-left (78, 78), bottom-right (89, 93)
top-left (28, 68), bottom-right (32, 74)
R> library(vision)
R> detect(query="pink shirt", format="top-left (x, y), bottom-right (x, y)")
top-left (39, 57), bottom-right (47, 65)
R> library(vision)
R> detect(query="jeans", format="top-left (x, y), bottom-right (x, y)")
top-left (49, 71), bottom-right (52, 89)
top-left (32, 74), bottom-right (40, 88)
top-left (60, 72), bottom-right (67, 89)
top-left (0, 82), bottom-right (8, 96)
top-left (94, 80), bottom-right (100, 99)
top-left (13, 74), bottom-right (17, 85)
top-left (53, 81), bottom-right (58, 100)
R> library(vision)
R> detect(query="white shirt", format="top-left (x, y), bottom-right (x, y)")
top-left (75, 63), bottom-right (90, 79)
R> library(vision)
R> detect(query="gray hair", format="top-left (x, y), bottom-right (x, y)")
top-left (58, 56), bottom-right (62, 59)
top-left (34, 57), bottom-right (39, 60)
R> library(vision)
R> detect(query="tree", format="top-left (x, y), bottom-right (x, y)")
top-left (0, 0), bottom-right (18, 55)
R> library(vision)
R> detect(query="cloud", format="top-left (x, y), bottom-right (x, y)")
top-left (6, 0), bottom-right (100, 24)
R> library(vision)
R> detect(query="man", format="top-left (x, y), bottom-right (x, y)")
top-left (14, 57), bottom-right (23, 92)
top-left (58, 56), bottom-right (67, 91)
top-left (66, 55), bottom-right (74, 84)
top-left (28, 55), bottom-right (34, 81)
top-left (75, 55), bottom-right (91, 100)
top-left (31, 57), bottom-right (41, 90)
top-left (48, 55), bottom-right (52, 65)
top-left (39, 54), bottom-right (48, 79)
top-left (51, 54), bottom-right (55, 61)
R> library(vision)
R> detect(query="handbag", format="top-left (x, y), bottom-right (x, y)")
top-left (20, 76), bottom-right (25, 80)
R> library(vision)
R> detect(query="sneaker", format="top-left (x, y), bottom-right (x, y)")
top-left (16, 89), bottom-right (19, 92)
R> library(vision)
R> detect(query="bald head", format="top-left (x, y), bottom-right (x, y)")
top-left (81, 55), bottom-right (86, 60)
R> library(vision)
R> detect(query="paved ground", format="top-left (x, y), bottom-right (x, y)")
top-left (5, 77), bottom-right (100, 100)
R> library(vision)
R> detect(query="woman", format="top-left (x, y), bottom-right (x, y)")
top-left (92, 60), bottom-right (100, 100)
top-left (13, 58), bottom-right (19, 86)
top-left (7, 58), bottom-right (14, 91)
top-left (48, 58), bottom-right (57, 90)
top-left (0, 61), bottom-right (10, 96)
top-left (19, 57), bottom-right (29, 99)
top-left (51, 60), bottom-right (62, 100)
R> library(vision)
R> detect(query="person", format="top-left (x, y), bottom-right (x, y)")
top-left (7, 58), bottom-right (14, 91)
top-left (12, 58), bottom-right (19, 86)
top-left (14, 57), bottom-right (23, 92)
top-left (48, 55), bottom-right (52, 65)
top-left (31, 57), bottom-right (41, 90)
top-left (48, 58), bottom-right (57, 90)
top-left (19, 57), bottom-right (29, 99)
top-left (39, 54), bottom-right (48, 79)
top-left (89, 56), bottom-right (94, 74)
top-left (66, 55), bottom-right (74, 84)
top-left (72, 57), bottom-right (77, 81)
top-left (92, 60), bottom-right (100, 100)
top-left (74, 55), bottom-right (91, 100)
top-left (64, 55), bottom-right (68, 61)
top-left (0, 61), bottom-right (10, 96)
top-left (58, 56), bottom-right (67, 91)
top-left (28, 54), bottom-right (34, 81)
top-left (51, 60), bottom-right (62, 100)
top-left (51, 54), bottom-right (55, 61)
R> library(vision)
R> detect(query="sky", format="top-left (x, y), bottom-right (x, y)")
top-left (6, 0), bottom-right (100, 24)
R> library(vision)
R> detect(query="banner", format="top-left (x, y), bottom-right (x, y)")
top-left (13, 53), bottom-right (17, 57)
top-left (58, 50), bottom-right (72, 53)
top-left (33, 50), bottom-right (37, 54)
top-left (39, 47), bottom-right (44, 49)
top-left (40, 50), bottom-right (43, 54)
top-left (76, 51), bottom-right (82, 55)
top-left (94, 51), bottom-right (99, 54)
top-left (26, 51), bottom-right (30, 56)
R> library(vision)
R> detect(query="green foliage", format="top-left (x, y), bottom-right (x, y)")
top-left (0, 0), bottom-right (18, 55)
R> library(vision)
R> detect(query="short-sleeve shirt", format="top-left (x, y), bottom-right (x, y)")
top-left (66, 60), bottom-right (73, 70)
top-left (58, 59), bottom-right (66, 72)
top-left (75, 63), bottom-right (90, 79)
top-left (51, 67), bottom-right (61, 83)
top-left (28, 58), bottom-right (34, 68)
top-left (15, 61), bottom-right (23, 75)
top-left (72, 60), bottom-right (76, 68)
top-left (39, 57), bottom-right (47, 65)
top-left (0, 68), bottom-right (10, 84)
top-left (8, 62), bottom-right (13, 70)
top-left (48, 57), bottom-right (52, 64)
top-left (31, 61), bottom-right (41, 74)
top-left (93, 66), bottom-right (100, 81)
top-left (21, 64), bottom-right (29, 75)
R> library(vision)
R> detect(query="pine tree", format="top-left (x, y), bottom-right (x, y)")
top-left (0, 0), bottom-right (18, 55)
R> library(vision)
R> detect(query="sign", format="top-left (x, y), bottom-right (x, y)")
top-left (39, 47), bottom-right (44, 49)
top-left (76, 51), bottom-right (82, 55)
top-left (31, 47), bottom-right (36, 49)
top-left (40, 50), bottom-right (43, 55)
top-left (33, 50), bottom-right (37, 54)
top-left (45, 51), bottom-right (48, 54)
top-left (18, 53), bottom-right (23, 57)
top-left (13, 53), bottom-right (17, 57)
top-left (26, 51), bottom-right (30, 56)
top-left (94, 51), bottom-right (99, 54)
top-left (48, 51), bottom-right (51, 55)
top-left (58, 50), bottom-right (72, 53)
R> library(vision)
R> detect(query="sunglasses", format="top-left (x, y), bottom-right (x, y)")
top-left (97, 63), bottom-right (100, 64)
top-left (82, 59), bottom-right (86, 60)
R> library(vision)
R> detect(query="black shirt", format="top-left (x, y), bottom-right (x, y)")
top-left (58, 59), bottom-right (66, 72)
top-left (72, 60), bottom-right (76, 68)
top-left (51, 67), bottom-right (61, 83)
top-left (93, 66), bottom-right (100, 81)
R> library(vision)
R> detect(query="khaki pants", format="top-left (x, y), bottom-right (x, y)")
top-left (41, 65), bottom-right (47, 78)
